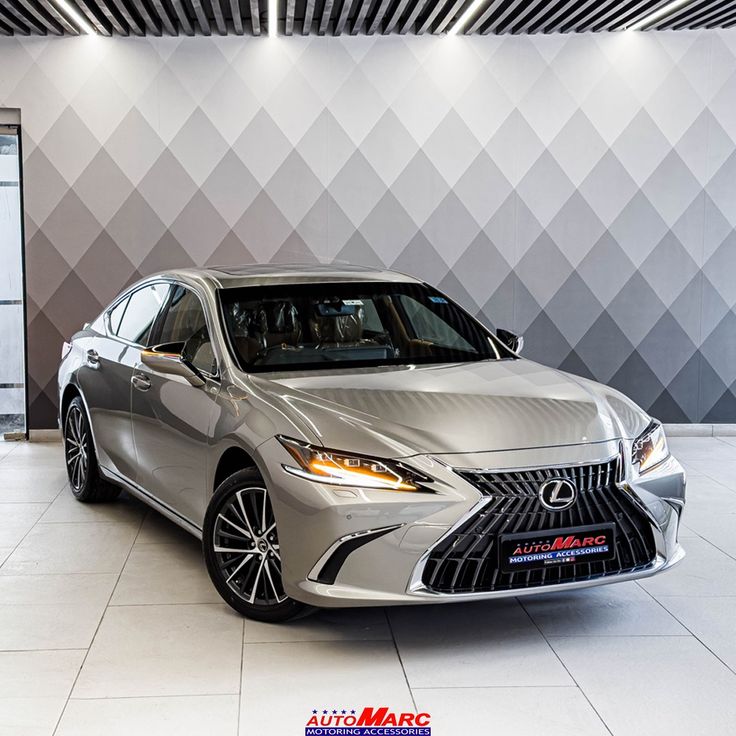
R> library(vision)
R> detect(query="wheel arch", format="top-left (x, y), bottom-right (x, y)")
top-left (213, 445), bottom-right (258, 493)
top-left (60, 383), bottom-right (81, 423)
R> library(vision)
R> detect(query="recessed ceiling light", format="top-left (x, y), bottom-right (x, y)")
top-left (52, 0), bottom-right (96, 34)
top-left (626, 0), bottom-right (693, 31)
top-left (447, 0), bottom-right (487, 35)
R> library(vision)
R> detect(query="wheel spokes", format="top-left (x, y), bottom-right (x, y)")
top-left (213, 486), bottom-right (287, 606)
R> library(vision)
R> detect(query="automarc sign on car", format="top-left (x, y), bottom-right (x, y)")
top-left (305, 707), bottom-right (431, 735)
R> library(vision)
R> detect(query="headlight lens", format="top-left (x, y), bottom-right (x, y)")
top-left (277, 436), bottom-right (431, 492)
top-left (632, 422), bottom-right (669, 474)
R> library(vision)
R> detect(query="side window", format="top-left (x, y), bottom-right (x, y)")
top-left (108, 297), bottom-right (128, 335)
top-left (158, 286), bottom-right (216, 376)
top-left (115, 283), bottom-right (169, 346)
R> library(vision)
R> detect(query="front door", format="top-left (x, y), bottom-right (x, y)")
top-left (130, 284), bottom-right (219, 527)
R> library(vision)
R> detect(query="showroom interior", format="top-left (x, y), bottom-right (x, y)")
top-left (1, 0), bottom-right (736, 734)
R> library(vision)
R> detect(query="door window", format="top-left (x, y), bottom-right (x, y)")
top-left (158, 286), bottom-right (216, 376)
top-left (113, 283), bottom-right (169, 346)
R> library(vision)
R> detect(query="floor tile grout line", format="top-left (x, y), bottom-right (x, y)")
top-left (634, 581), bottom-right (736, 678)
top-left (50, 508), bottom-right (148, 736)
top-left (0, 483), bottom-right (66, 572)
top-left (516, 597), bottom-right (615, 736)
top-left (384, 609), bottom-right (417, 712)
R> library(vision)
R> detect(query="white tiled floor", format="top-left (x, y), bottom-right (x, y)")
top-left (0, 437), bottom-right (735, 736)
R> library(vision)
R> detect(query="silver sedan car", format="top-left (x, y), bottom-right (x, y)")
top-left (58, 264), bottom-right (685, 621)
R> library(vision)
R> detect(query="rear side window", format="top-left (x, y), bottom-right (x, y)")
top-left (110, 283), bottom-right (169, 346)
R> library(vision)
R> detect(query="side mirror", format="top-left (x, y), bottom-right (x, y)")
top-left (496, 328), bottom-right (524, 354)
top-left (140, 342), bottom-right (206, 387)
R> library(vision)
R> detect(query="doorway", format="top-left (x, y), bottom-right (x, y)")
top-left (0, 123), bottom-right (26, 437)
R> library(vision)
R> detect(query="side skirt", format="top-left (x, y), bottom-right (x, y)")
top-left (100, 466), bottom-right (203, 541)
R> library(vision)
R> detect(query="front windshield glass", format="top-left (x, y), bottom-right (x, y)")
top-left (220, 281), bottom-right (511, 372)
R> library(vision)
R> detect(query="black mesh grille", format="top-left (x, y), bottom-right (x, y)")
top-left (421, 458), bottom-right (657, 594)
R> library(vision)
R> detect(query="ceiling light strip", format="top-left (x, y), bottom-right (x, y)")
top-left (447, 0), bottom-right (487, 34)
top-left (626, 0), bottom-right (695, 30)
top-left (269, 0), bottom-right (278, 35)
top-left (51, 0), bottom-right (96, 33)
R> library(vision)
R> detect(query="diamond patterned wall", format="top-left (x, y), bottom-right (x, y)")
top-left (1, 31), bottom-right (735, 428)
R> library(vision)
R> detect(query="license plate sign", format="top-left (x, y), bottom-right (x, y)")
top-left (499, 524), bottom-right (616, 573)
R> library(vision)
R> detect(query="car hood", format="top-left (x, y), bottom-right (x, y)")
top-left (249, 359), bottom-right (650, 458)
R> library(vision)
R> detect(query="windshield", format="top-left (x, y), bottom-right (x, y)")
top-left (220, 281), bottom-right (512, 372)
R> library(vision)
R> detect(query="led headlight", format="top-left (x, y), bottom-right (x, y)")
top-left (632, 422), bottom-right (669, 474)
top-left (278, 436), bottom-right (431, 492)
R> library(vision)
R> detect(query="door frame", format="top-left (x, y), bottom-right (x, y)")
top-left (0, 121), bottom-right (29, 440)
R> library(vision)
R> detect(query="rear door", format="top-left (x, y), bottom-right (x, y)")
top-left (130, 283), bottom-right (220, 526)
top-left (81, 282), bottom-right (169, 483)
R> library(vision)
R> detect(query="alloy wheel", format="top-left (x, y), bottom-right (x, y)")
top-left (212, 486), bottom-right (287, 606)
top-left (64, 404), bottom-right (89, 491)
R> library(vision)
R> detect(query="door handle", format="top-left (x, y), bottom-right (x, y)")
top-left (86, 349), bottom-right (100, 368)
top-left (131, 373), bottom-right (151, 392)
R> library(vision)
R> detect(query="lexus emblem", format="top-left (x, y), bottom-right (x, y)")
top-left (538, 478), bottom-right (577, 511)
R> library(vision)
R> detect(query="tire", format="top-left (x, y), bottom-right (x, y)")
top-left (203, 468), bottom-right (307, 622)
top-left (63, 396), bottom-right (120, 503)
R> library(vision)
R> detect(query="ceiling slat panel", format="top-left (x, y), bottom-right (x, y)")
top-left (333, 0), bottom-right (352, 34)
top-left (190, 0), bottom-right (211, 33)
top-left (367, 0), bottom-right (391, 33)
top-left (433, 0), bottom-right (464, 33)
top-left (509, 0), bottom-right (564, 33)
top-left (74, 0), bottom-right (113, 34)
top-left (302, 0), bottom-right (316, 33)
top-left (149, 0), bottom-right (177, 33)
top-left (105, 0), bottom-right (145, 34)
top-left (542, 0), bottom-right (595, 33)
top-left (318, 0), bottom-right (334, 33)
top-left (668, 0), bottom-right (732, 29)
top-left (94, 0), bottom-right (130, 34)
top-left (398, 0), bottom-right (428, 33)
top-left (465, 0), bottom-right (505, 34)
top-left (0, 3), bottom-right (31, 34)
top-left (8, 0), bottom-right (59, 33)
top-left (3, 0), bottom-right (734, 36)
top-left (558, 0), bottom-right (613, 32)
top-left (604, 0), bottom-right (670, 31)
top-left (382, 0), bottom-right (409, 33)
top-left (167, 0), bottom-right (194, 34)
top-left (251, 0), bottom-right (261, 33)
top-left (350, 0), bottom-right (371, 34)
top-left (416, 0), bottom-right (448, 33)
top-left (130, 0), bottom-right (162, 33)
top-left (229, 0), bottom-right (243, 33)
top-left (211, 0), bottom-right (227, 33)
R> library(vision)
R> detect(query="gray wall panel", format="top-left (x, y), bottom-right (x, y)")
top-left (0, 31), bottom-right (734, 427)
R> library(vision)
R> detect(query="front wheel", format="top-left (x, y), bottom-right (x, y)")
top-left (203, 468), bottom-right (306, 622)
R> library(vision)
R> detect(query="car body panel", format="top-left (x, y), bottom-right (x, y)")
top-left (57, 264), bottom-right (686, 609)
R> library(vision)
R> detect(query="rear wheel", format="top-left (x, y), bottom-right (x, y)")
top-left (63, 396), bottom-right (120, 503)
top-left (203, 468), bottom-right (306, 622)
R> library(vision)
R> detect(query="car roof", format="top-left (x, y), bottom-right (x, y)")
top-left (154, 263), bottom-right (422, 289)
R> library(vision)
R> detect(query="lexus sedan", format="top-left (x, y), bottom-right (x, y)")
top-left (58, 265), bottom-right (685, 621)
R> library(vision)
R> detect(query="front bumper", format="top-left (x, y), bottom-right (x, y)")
top-left (258, 437), bottom-right (686, 608)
